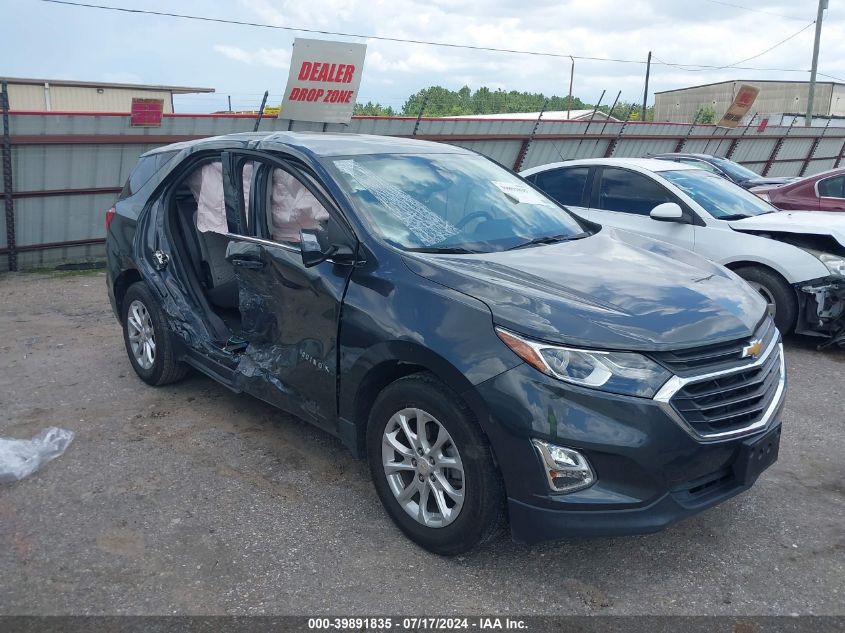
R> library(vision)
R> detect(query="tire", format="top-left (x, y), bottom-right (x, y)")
top-left (734, 266), bottom-right (797, 334)
top-left (366, 372), bottom-right (504, 555)
top-left (122, 281), bottom-right (188, 386)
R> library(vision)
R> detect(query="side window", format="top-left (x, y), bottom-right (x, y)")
top-left (533, 167), bottom-right (590, 207)
top-left (818, 175), bottom-right (845, 199)
top-left (264, 167), bottom-right (330, 245)
top-left (596, 168), bottom-right (674, 215)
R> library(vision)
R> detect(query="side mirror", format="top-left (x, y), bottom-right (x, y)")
top-left (299, 227), bottom-right (355, 268)
top-left (649, 202), bottom-right (684, 222)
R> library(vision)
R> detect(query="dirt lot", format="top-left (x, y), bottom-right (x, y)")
top-left (0, 271), bottom-right (843, 616)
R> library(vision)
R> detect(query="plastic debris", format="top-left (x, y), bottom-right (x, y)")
top-left (0, 427), bottom-right (75, 483)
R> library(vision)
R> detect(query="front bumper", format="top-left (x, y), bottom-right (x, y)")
top-left (797, 276), bottom-right (845, 345)
top-left (508, 424), bottom-right (781, 543)
top-left (470, 359), bottom-right (785, 545)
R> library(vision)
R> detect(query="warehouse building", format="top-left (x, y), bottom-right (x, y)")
top-left (654, 79), bottom-right (845, 124)
top-left (0, 76), bottom-right (214, 113)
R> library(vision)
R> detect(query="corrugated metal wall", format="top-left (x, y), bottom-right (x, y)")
top-left (2, 112), bottom-right (845, 270)
top-left (5, 83), bottom-right (175, 113)
top-left (654, 81), bottom-right (840, 123)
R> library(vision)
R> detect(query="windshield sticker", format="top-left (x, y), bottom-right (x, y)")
top-left (492, 181), bottom-right (555, 206)
top-left (345, 162), bottom-right (460, 246)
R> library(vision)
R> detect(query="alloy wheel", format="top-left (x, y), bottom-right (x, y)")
top-left (382, 408), bottom-right (465, 528)
top-left (127, 299), bottom-right (156, 370)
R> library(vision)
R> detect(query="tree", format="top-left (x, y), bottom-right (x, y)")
top-left (353, 101), bottom-right (395, 116)
top-left (695, 104), bottom-right (716, 124)
top-left (356, 86), bottom-right (651, 120)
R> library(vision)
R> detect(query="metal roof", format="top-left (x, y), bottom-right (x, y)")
top-left (449, 110), bottom-right (620, 121)
top-left (654, 79), bottom-right (845, 95)
top-left (0, 76), bottom-right (215, 94)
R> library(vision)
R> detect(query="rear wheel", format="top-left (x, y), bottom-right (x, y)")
top-left (366, 373), bottom-right (504, 555)
top-left (122, 282), bottom-right (188, 386)
top-left (734, 266), bottom-right (797, 334)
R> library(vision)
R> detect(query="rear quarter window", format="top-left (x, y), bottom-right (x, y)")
top-left (119, 151), bottom-right (178, 200)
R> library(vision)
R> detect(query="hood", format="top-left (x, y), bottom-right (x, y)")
top-left (730, 211), bottom-right (845, 248)
top-left (742, 176), bottom-right (796, 188)
top-left (403, 229), bottom-right (766, 351)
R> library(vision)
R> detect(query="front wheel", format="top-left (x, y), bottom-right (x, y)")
top-left (734, 266), bottom-right (798, 334)
top-left (122, 281), bottom-right (188, 386)
top-left (366, 373), bottom-right (504, 555)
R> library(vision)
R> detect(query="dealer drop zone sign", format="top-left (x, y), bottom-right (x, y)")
top-left (280, 38), bottom-right (367, 124)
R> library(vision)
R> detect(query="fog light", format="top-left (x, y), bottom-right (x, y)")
top-left (532, 439), bottom-right (595, 493)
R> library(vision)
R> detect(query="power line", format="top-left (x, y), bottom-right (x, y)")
top-left (698, 0), bottom-right (809, 21)
top-left (653, 20), bottom-right (816, 73)
top-left (36, 0), bottom-right (822, 74)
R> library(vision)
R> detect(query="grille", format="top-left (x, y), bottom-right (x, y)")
top-left (653, 320), bottom-right (777, 376)
top-left (669, 341), bottom-right (782, 436)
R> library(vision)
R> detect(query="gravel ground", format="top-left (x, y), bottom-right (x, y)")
top-left (0, 271), bottom-right (842, 616)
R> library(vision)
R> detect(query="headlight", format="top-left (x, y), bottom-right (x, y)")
top-left (819, 253), bottom-right (845, 276)
top-left (495, 327), bottom-right (671, 398)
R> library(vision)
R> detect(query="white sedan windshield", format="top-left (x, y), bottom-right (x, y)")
top-left (662, 169), bottom-right (776, 220)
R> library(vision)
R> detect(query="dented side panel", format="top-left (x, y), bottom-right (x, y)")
top-left (229, 240), bottom-right (352, 430)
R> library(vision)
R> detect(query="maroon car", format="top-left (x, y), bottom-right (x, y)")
top-left (754, 167), bottom-right (845, 212)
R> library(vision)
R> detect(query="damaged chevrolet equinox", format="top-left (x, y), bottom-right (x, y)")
top-left (107, 132), bottom-right (785, 555)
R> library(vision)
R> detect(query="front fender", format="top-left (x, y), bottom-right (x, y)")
top-left (718, 230), bottom-right (830, 283)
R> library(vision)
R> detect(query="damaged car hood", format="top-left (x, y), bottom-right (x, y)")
top-left (729, 211), bottom-right (845, 248)
top-left (403, 229), bottom-right (766, 351)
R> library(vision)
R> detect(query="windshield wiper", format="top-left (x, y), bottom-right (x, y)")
top-left (506, 231), bottom-right (591, 251)
top-left (406, 246), bottom-right (479, 254)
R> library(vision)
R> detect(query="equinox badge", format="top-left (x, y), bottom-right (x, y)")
top-left (742, 339), bottom-right (764, 359)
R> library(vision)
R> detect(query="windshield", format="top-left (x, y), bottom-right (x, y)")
top-left (661, 169), bottom-right (776, 219)
top-left (709, 157), bottom-right (761, 182)
top-left (323, 153), bottom-right (587, 252)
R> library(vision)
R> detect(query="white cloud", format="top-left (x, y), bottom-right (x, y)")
top-left (219, 0), bottom-right (845, 109)
top-left (213, 44), bottom-right (292, 69)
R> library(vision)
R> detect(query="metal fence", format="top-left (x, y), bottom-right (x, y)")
top-left (2, 110), bottom-right (845, 270)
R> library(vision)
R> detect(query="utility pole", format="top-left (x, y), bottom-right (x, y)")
top-left (806, 0), bottom-right (828, 127)
top-left (567, 56), bottom-right (575, 119)
top-left (228, 95), bottom-right (232, 113)
top-left (641, 51), bottom-right (652, 122)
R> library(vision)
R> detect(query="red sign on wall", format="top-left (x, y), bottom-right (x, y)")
top-left (131, 98), bottom-right (164, 127)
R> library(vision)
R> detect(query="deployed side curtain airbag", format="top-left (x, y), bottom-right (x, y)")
top-left (269, 168), bottom-right (330, 243)
top-left (188, 162), bottom-right (253, 234)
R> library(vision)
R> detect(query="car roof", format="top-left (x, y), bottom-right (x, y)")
top-left (142, 131), bottom-right (471, 158)
top-left (652, 152), bottom-right (718, 160)
top-left (521, 157), bottom-right (700, 175)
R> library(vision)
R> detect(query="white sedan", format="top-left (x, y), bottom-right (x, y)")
top-left (521, 158), bottom-right (845, 343)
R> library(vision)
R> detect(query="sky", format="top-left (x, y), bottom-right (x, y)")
top-left (3, 0), bottom-right (844, 113)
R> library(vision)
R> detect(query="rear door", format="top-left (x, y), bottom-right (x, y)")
top-left (222, 150), bottom-right (358, 430)
top-left (581, 166), bottom-right (696, 251)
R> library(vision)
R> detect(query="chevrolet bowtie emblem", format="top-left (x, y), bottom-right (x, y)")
top-left (742, 339), bottom-right (763, 359)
